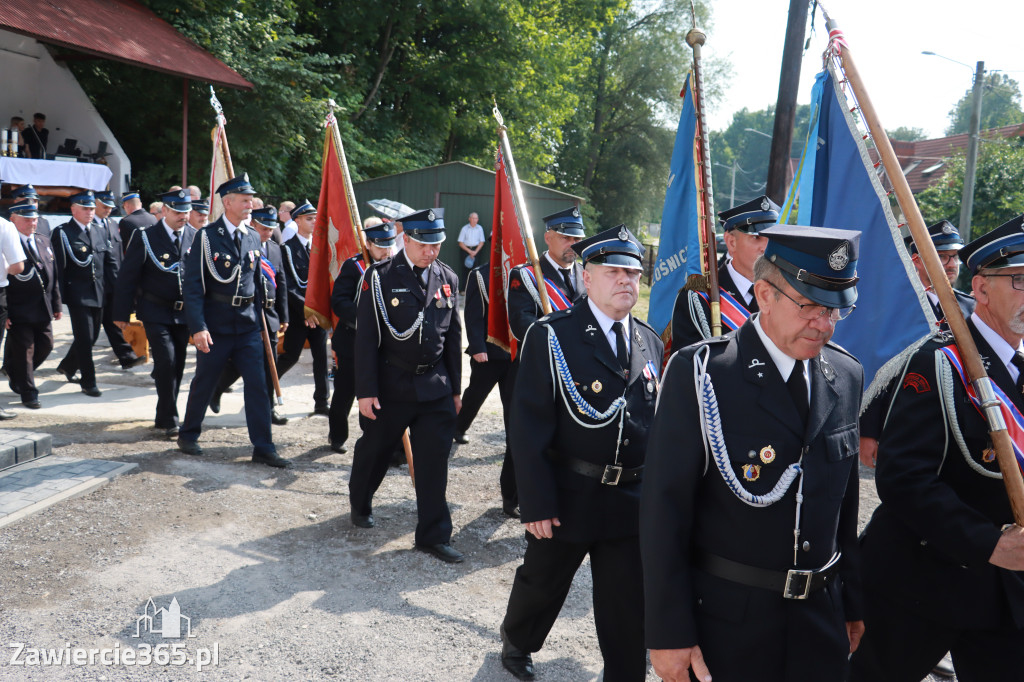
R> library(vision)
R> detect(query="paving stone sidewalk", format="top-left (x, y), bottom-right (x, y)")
top-left (0, 455), bottom-right (136, 528)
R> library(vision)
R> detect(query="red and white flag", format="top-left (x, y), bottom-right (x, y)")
top-left (487, 147), bottom-right (528, 356)
top-left (305, 111), bottom-right (361, 328)
top-left (208, 109), bottom-right (233, 220)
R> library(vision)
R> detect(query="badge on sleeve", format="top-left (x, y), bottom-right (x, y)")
top-left (902, 372), bottom-right (931, 393)
top-left (361, 280), bottom-right (369, 292)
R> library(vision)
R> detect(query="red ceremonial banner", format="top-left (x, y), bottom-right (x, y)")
top-left (305, 113), bottom-right (361, 329)
top-left (487, 147), bottom-right (528, 356)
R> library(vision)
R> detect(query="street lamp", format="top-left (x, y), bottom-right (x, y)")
top-left (743, 127), bottom-right (773, 140)
top-left (923, 50), bottom-right (984, 241)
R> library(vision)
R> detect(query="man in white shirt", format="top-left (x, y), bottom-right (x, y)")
top-left (457, 212), bottom-right (485, 291)
top-left (0, 202), bottom-right (26, 418)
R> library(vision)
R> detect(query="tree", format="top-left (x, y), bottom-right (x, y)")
top-left (887, 126), bottom-right (927, 142)
top-left (916, 137), bottom-right (1024, 241)
top-left (946, 72), bottom-right (1024, 135)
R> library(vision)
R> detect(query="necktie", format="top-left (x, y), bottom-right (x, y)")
top-left (172, 230), bottom-right (181, 254)
top-left (23, 238), bottom-right (36, 263)
top-left (746, 285), bottom-right (754, 305)
top-left (612, 320), bottom-right (629, 372)
top-left (234, 230), bottom-right (242, 254)
top-left (787, 362), bottom-right (809, 424)
top-left (413, 265), bottom-right (426, 288)
top-left (304, 241), bottom-right (311, 257)
top-left (1011, 352), bottom-right (1024, 395)
top-left (561, 268), bottom-right (575, 299)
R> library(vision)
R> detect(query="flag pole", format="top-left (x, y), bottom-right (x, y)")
top-left (323, 101), bottom-right (414, 482)
top-left (685, 22), bottom-right (721, 336)
top-left (493, 102), bottom-right (551, 316)
top-left (823, 8), bottom-right (1024, 524)
top-left (210, 87), bottom-right (283, 405)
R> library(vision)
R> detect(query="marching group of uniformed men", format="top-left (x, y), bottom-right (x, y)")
top-left (3, 169), bottom-right (1024, 680)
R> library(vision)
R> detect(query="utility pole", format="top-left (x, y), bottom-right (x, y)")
top-left (960, 61), bottom-right (984, 241)
top-left (766, 0), bottom-right (809, 204)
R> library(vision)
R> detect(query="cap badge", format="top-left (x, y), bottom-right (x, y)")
top-left (760, 197), bottom-right (770, 211)
top-left (571, 207), bottom-right (580, 218)
top-left (618, 226), bottom-right (629, 241)
top-left (759, 446), bottom-right (776, 464)
top-left (178, 190), bottom-right (185, 198)
top-left (942, 224), bottom-right (954, 235)
top-left (426, 210), bottom-right (435, 222)
top-left (828, 242), bottom-right (850, 271)
top-left (742, 464), bottom-right (761, 481)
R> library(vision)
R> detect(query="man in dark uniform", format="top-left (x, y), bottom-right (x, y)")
top-left (849, 216), bottom-right (1024, 682)
top-left (52, 190), bottom-right (118, 397)
top-left (859, 219), bottom-right (976, 469)
top-left (112, 190), bottom-right (197, 437)
top-left (118, 191), bottom-right (157, 247)
top-left (209, 206), bottom-right (289, 425)
top-left (505, 206), bottom-right (586, 351)
top-left (94, 189), bottom-right (144, 370)
top-left (642, 225), bottom-right (864, 682)
top-left (24, 113), bottom-right (47, 159)
top-left (498, 226), bottom-right (662, 681)
top-left (5, 201), bottom-right (60, 409)
top-left (177, 174), bottom-right (289, 468)
top-left (349, 208), bottom-right (463, 563)
top-left (9, 185), bottom-right (51, 238)
top-left (456, 257), bottom-right (518, 516)
top-left (276, 200), bottom-right (330, 415)
top-left (328, 217), bottom-right (396, 454)
top-left (188, 199), bottom-right (210, 231)
top-left (670, 194), bottom-right (777, 349)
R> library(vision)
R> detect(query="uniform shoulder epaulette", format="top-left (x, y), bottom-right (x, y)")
top-left (633, 317), bottom-right (657, 335)
top-left (538, 308), bottom-right (573, 325)
top-left (918, 330), bottom-right (955, 352)
top-left (824, 338), bottom-right (859, 361)
top-left (435, 259), bottom-right (457, 277)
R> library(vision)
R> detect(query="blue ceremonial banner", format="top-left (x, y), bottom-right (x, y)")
top-left (787, 64), bottom-right (934, 385)
top-left (647, 75), bottom-right (703, 341)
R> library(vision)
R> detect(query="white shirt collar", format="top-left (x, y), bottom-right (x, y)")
top-left (972, 312), bottom-right (1024, 380)
top-left (162, 220), bottom-right (181, 242)
top-left (752, 313), bottom-right (810, 393)
top-left (727, 261), bottom-right (754, 305)
top-left (587, 298), bottom-right (630, 355)
top-left (296, 233), bottom-right (311, 248)
top-left (74, 218), bottom-right (91, 232)
top-left (403, 250), bottom-right (428, 283)
top-left (544, 251), bottom-right (574, 274)
top-left (223, 215), bottom-right (242, 235)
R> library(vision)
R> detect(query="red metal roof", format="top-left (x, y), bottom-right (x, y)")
top-left (894, 123), bottom-right (1024, 193)
top-left (0, 0), bottom-right (252, 90)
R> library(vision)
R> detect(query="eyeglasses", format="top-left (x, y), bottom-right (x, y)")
top-left (937, 253), bottom-right (960, 266)
top-left (767, 282), bottom-right (855, 322)
top-left (982, 273), bottom-right (1024, 291)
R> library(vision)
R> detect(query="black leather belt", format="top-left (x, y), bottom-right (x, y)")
top-left (385, 355), bottom-right (440, 375)
top-left (553, 451), bottom-right (642, 486)
top-left (143, 291), bottom-right (184, 311)
top-left (210, 293), bottom-right (254, 307)
top-left (695, 549), bottom-right (841, 600)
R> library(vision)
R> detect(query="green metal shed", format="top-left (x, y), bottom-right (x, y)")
top-left (352, 161), bottom-right (584, 275)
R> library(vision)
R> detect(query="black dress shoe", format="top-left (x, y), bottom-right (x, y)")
top-left (454, 431), bottom-right (469, 444)
top-left (312, 403), bottom-right (330, 416)
top-left (209, 391), bottom-right (222, 414)
top-left (57, 368), bottom-right (80, 384)
top-left (177, 438), bottom-right (204, 456)
top-left (271, 409), bottom-right (289, 426)
top-left (81, 386), bottom-right (102, 397)
top-left (500, 624), bottom-right (535, 680)
top-left (164, 426), bottom-right (180, 438)
top-left (0, 407), bottom-right (16, 420)
top-left (416, 543), bottom-right (464, 564)
top-left (22, 399), bottom-right (41, 410)
top-left (120, 355), bottom-right (146, 369)
top-left (330, 441), bottom-right (348, 454)
top-left (351, 513), bottom-right (375, 528)
top-left (252, 450), bottom-right (291, 468)
top-left (502, 499), bottom-right (521, 518)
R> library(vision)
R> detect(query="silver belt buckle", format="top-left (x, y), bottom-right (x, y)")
top-left (173, 301), bottom-right (184, 311)
top-left (783, 568), bottom-right (814, 599)
top-left (231, 295), bottom-right (246, 307)
top-left (601, 465), bottom-right (623, 486)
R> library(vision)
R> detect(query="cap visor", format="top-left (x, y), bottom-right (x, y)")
top-left (407, 232), bottom-right (446, 245)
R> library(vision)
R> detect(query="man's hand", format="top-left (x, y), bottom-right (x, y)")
top-left (859, 437), bottom-right (878, 468)
top-left (305, 315), bottom-right (318, 328)
top-left (359, 397), bottom-right (381, 420)
top-left (53, 311), bottom-right (62, 321)
top-left (193, 330), bottom-right (213, 353)
top-left (279, 323), bottom-right (288, 334)
top-left (453, 394), bottom-right (462, 414)
top-left (650, 647), bottom-right (712, 682)
top-left (990, 524), bottom-right (1024, 570)
top-left (114, 320), bottom-right (128, 331)
top-left (847, 620), bottom-right (865, 653)
top-left (472, 352), bottom-right (488, 363)
top-left (524, 518), bottom-right (561, 539)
